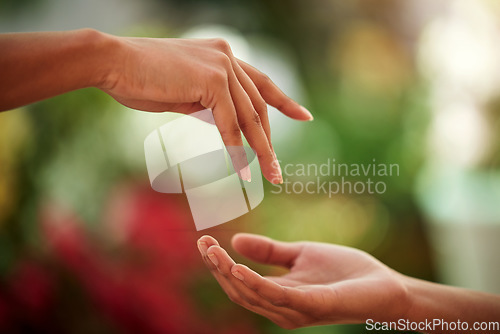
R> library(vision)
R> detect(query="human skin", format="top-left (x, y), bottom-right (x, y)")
top-left (0, 29), bottom-right (313, 183)
top-left (197, 234), bottom-right (500, 333)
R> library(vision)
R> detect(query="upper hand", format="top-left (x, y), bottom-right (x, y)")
top-left (100, 37), bottom-right (313, 184)
top-left (197, 233), bottom-right (410, 329)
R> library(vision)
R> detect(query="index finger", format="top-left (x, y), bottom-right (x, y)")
top-left (237, 60), bottom-right (313, 121)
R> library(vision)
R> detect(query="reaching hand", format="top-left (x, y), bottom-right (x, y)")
top-left (102, 37), bottom-right (313, 183)
top-left (0, 30), bottom-right (313, 184)
top-left (197, 233), bottom-right (410, 329)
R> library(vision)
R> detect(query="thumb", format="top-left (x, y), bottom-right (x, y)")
top-left (231, 233), bottom-right (303, 268)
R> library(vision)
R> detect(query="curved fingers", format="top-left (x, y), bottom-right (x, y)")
top-left (230, 60), bottom-right (272, 144)
top-left (207, 245), bottom-right (279, 310)
top-left (231, 263), bottom-right (313, 311)
top-left (198, 238), bottom-right (309, 328)
top-left (207, 85), bottom-right (253, 182)
top-left (225, 65), bottom-right (281, 184)
top-left (201, 47), bottom-right (283, 184)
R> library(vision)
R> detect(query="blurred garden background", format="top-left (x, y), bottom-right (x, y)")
top-left (1, 0), bottom-right (500, 333)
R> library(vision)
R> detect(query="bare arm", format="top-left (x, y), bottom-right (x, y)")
top-left (405, 276), bottom-right (500, 333)
top-left (0, 29), bottom-right (112, 111)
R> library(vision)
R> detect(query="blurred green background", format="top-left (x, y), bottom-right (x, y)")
top-left (1, 0), bottom-right (500, 333)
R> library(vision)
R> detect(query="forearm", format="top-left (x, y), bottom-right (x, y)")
top-left (403, 276), bottom-right (500, 333)
top-left (0, 29), bottom-right (117, 111)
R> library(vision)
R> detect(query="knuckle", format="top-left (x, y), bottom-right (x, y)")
top-left (206, 67), bottom-right (228, 86)
top-left (239, 112), bottom-right (262, 130)
top-left (219, 124), bottom-right (241, 140)
top-left (214, 52), bottom-right (232, 70)
top-left (271, 287), bottom-right (290, 307)
top-left (274, 99), bottom-right (289, 111)
top-left (258, 72), bottom-right (271, 86)
top-left (251, 112), bottom-right (262, 126)
top-left (211, 38), bottom-right (231, 53)
top-left (254, 99), bottom-right (268, 114)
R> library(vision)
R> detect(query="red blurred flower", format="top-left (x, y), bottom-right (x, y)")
top-left (39, 181), bottom-right (258, 334)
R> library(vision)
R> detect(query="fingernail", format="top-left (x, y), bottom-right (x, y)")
top-left (239, 165), bottom-right (251, 182)
top-left (208, 253), bottom-right (219, 266)
top-left (197, 241), bottom-right (208, 255)
top-left (300, 105), bottom-right (314, 121)
top-left (232, 270), bottom-right (244, 281)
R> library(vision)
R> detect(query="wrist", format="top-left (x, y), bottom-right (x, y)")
top-left (402, 276), bottom-right (500, 333)
top-left (78, 28), bottom-right (122, 90)
top-left (383, 271), bottom-right (415, 322)
top-left (400, 276), bottom-right (466, 331)
top-left (399, 275), bottom-right (420, 322)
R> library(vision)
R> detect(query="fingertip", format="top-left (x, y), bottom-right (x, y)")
top-left (232, 232), bottom-right (268, 241)
top-left (198, 235), bottom-right (220, 247)
top-left (263, 159), bottom-right (283, 184)
top-left (232, 263), bottom-right (248, 272)
top-left (231, 233), bottom-right (248, 245)
top-left (231, 264), bottom-right (263, 284)
top-left (267, 173), bottom-right (283, 185)
top-left (231, 233), bottom-right (241, 246)
top-left (198, 235), bottom-right (220, 256)
top-left (197, 235), bottom-right (210, 243)
top-left (231, 233), bottom-right (258, 249)
top-left (231, 265), bottom-right (245, 281)
top-left (299, 105), bottom-right (314, 121)
top-left (238, 164), bottom-right (252, 182)
top-left (234, 264), bottom-right (261, 278)
top-left (206, 244), bottom-right (221, 256)
top-left (197, 240), bottom-right (208, 256)
top-left (206, 245), bottom-right (225, 267)
top-left (208, 245), bottom-right (236, 264)
top-left (282, 104), bottom-right (314, 121)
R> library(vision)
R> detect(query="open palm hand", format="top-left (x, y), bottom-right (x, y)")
top-left (197, 234), bottom-right (410, 329)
